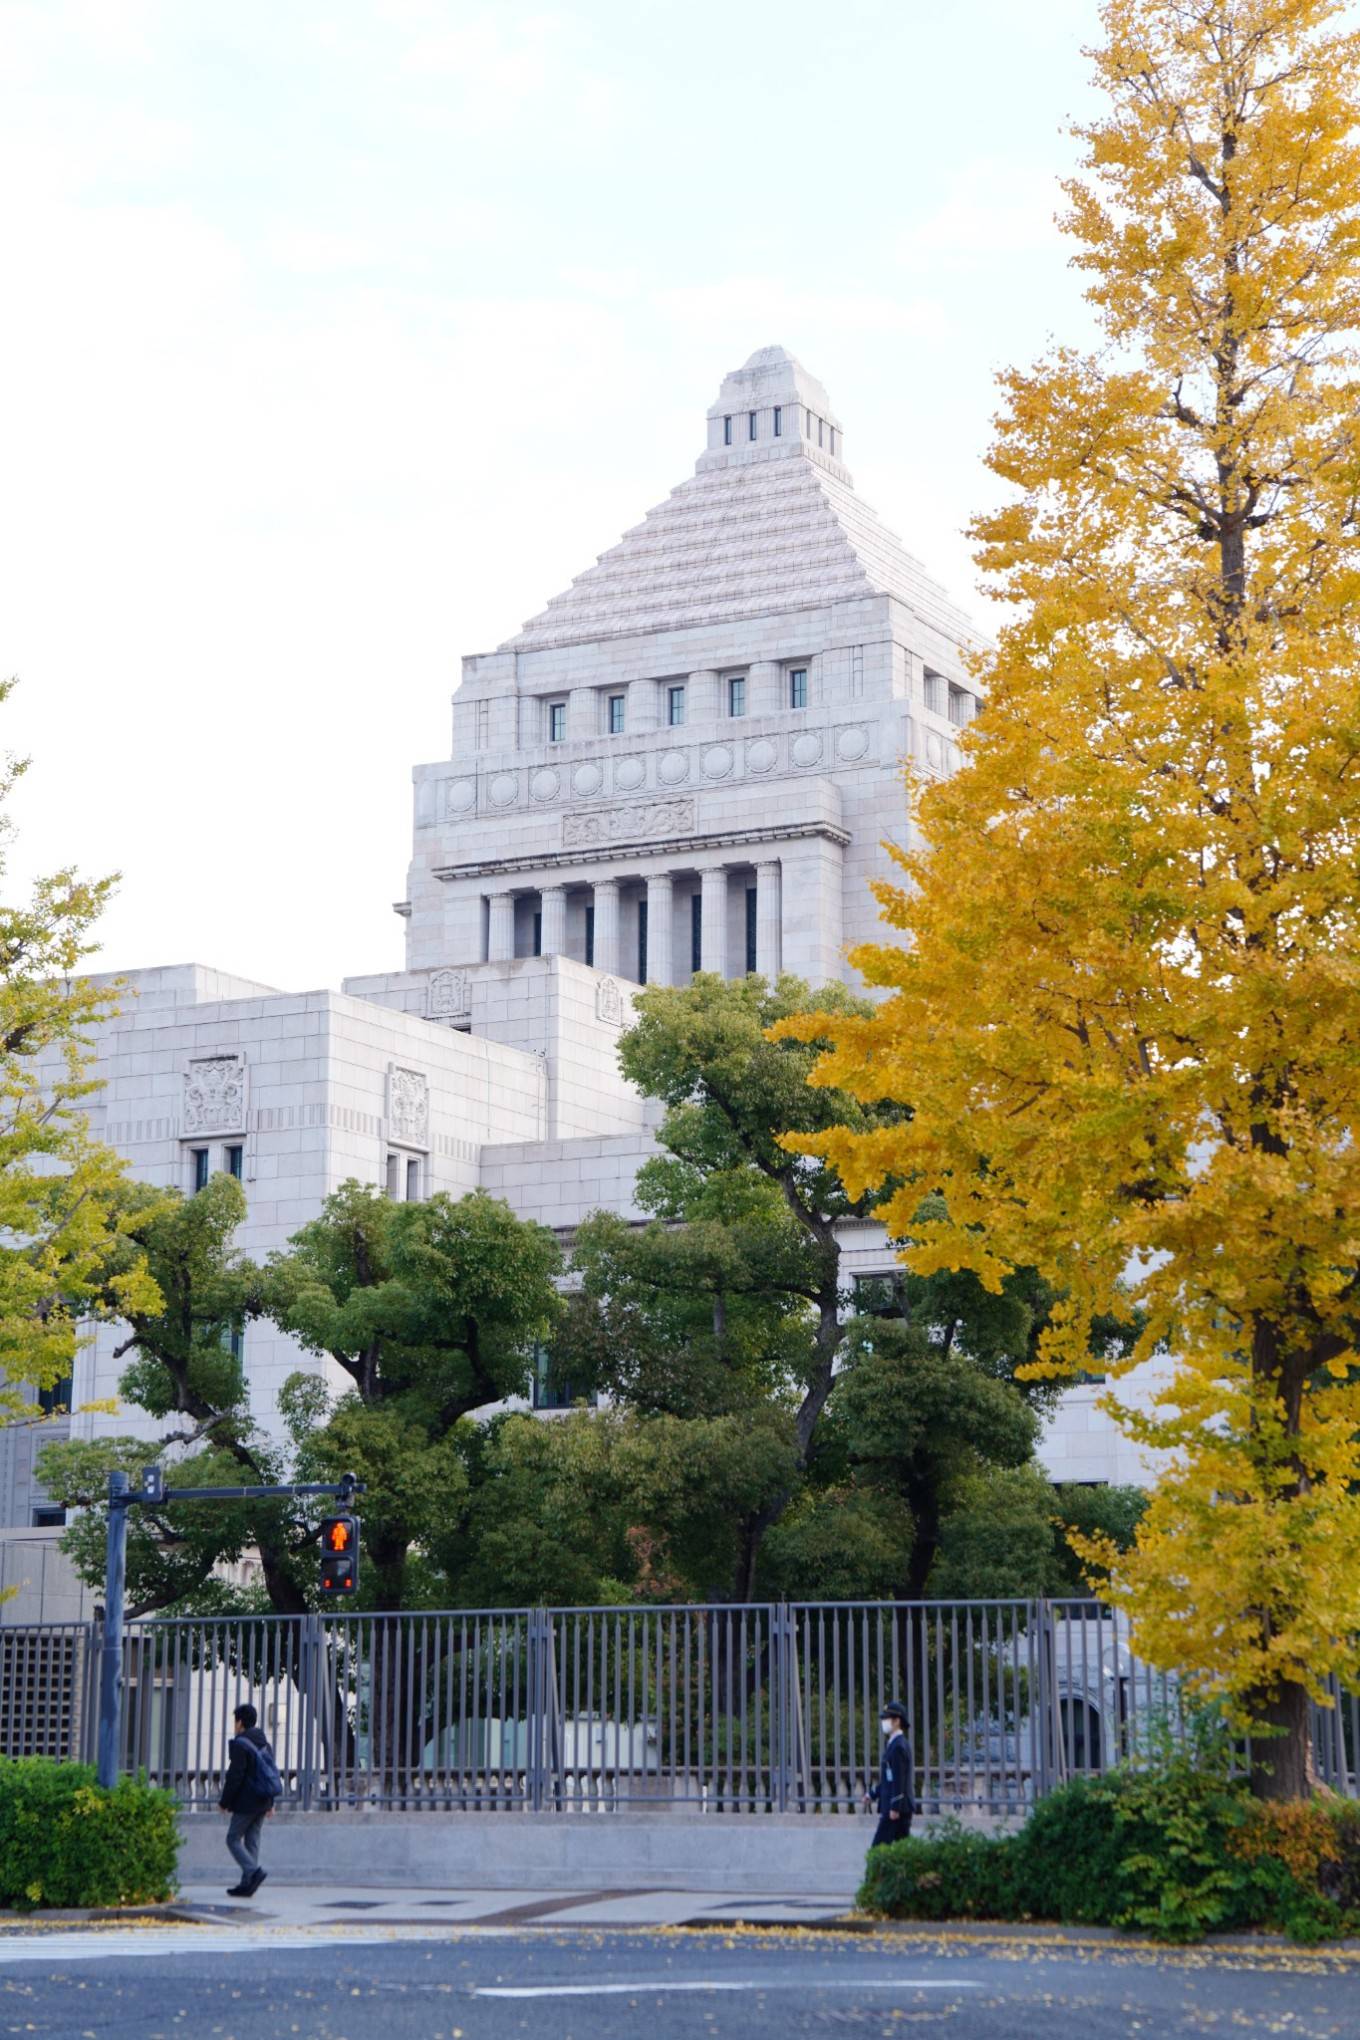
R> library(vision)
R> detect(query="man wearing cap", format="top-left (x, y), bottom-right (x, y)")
top-left (867, 1700), bottom-right (915, 1850)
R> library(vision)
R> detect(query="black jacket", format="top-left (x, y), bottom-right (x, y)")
top-left (219, 1725), bottom-right (273, 1815)
top-left (873, 1731), bottom-right (914, 1818)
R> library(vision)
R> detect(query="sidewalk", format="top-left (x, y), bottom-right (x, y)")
top-left (173, 1882), bottom-right (857, 1928)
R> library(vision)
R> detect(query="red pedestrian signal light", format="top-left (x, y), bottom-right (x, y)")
top-left (318, 1513), bottom-right (359, 1596)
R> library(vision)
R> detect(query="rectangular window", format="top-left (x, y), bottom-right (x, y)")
top-left (728, 675), bottom-right (746, 717)
top-left (531, 1341), bottom-right (594, 1411)
top-left (191, 1147), bottom-right (210, 1193)
top-left (691, 893), bottom-right (702, 974)
top-left (723, 415), bottom-right (732, 446)
top-left (585, 904), bottom-right (595, 967)
top-left (385, 1153), bottom-right (402, 1199)
top-left (773, 405), bottom-right (782, 437)
top-left (608, 693), bottom-right (625, 734)
top-left (225, 1143), bottom-right (243, 1180)
top-left (532, 909), bottom-right (542, 957)
top-left (228, 1325), bottom-right (244, 1365)
top-left (37, 1375), bottom-right (73, 1418)
top-left (31, 1505), bottom-right (65, 1529)
top-left (748, 410), bottom-right (757, 441)
top-left (667, 685), bottom-right (686, 726)
top-left (405, 1157), bottom-right (421, 1202)
top-left (745, 886), bottom-right (758, 974)
top-left (829, 427), bottom-right (836, 457)
top-left (789, 667), bottom-right (808, 710)
top-left (637, 899), bottom-right (649, 983)
top-left (548, 701), bottom-right (566, 743)
top-left (818, 416), bottom-right (824, 448)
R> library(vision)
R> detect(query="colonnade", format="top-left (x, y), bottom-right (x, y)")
top-left (482, 859), bottom-right (783, 986)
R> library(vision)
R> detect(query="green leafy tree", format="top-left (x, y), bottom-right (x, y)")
top-left (268, 1184), bottom-right (561, 1610)
top-left (37, 1174), bottom-right (309, 1614)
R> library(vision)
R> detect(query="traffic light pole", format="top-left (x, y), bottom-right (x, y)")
top-left (95, 1466), bottom-right (364, 1790)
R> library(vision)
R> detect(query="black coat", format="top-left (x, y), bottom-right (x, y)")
top-left (219, 1725), bottom-right (273, 1815)
top-left (873, 1731), bottom-right (914, 1819)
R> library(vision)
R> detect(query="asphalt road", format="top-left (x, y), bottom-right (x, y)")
top-left (0, 1926), bottom-right (1357, 2038)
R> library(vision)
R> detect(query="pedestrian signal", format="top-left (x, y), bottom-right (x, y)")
top-left (318, 1513), bottom-right (359, 1596)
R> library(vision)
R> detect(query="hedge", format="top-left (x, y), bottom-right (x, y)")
top-left (859, 1754), bottom-right (1360, 1943)
top-left (0, 1758), bottom-right (179, 1911)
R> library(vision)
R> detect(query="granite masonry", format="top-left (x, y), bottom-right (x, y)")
top-left (0, 348), bottom-right (1148, 1618)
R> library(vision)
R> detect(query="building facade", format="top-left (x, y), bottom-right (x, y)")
top-left (1, 348), bottom-right (1146, 1618)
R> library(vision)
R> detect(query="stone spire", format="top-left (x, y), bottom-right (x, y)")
top-left (697, 344), bottom-right (848, 477)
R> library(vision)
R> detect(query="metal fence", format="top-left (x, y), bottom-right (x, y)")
top-left (3, 1600), bottom-right (1357, 1814)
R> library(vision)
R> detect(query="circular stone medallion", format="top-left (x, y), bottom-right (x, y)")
top-left (657, 750), bottom-right (690, 785)
top-left (529, 768), bottom-right (560, 802)
top-left (614, 756), bottom-right (646, 792)
top-left (445, 777), bottom-right (476, 815)
top-left (836, 724), bottom-right (870, 762)
top-left (790, 731), bottom-right (823, 768)
top-left (746, 738), bottom-right (777, 774)
top-left (488, 772), bottom-right (519, 806)
top-left (701, 745), bottom-right (733, 780)
top-left (572, 761), bottom-right (603, 798)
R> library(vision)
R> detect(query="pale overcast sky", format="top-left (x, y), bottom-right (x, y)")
top-left (1, 0), bottom-right (1099, 992)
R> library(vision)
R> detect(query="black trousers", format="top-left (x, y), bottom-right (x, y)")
top-left (871, 1812), bottom-right (912, 1849)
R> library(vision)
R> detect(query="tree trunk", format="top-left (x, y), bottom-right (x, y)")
top-left (1249, 1679), bottom-right (1315, 1802)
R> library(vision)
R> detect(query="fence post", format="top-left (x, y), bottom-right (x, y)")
top-left (526, 1611), bottom-right (546, 1814)
top-left (298, 1614), bottom-right (323, 1811)
top-left (770, 1605), bottom-right (790, 1812)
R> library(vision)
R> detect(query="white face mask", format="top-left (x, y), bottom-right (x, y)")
top-left (880, 1718), bottom-right (895, 1736)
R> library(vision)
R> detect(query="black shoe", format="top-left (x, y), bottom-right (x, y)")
top-left (246, 1869), bottom-right (267, 1896)
top-left (226, 1883), bottom-right (251, 1897)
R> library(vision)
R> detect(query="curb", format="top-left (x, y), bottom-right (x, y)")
top-left (728, 1913), bottom-right (1360, 1954)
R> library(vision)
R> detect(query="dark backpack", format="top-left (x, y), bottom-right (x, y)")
top-left (242, 1737), bottom-right (283, 1800)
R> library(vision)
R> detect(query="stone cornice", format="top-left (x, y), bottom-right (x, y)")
top-left (432, 818), bottom-right (850, 884)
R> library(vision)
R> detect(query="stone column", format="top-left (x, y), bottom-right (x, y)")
top-left (569, 686), bottom-right (596, 740)
top-left (593, 879), bottom-right (621, 975)
top-left (700, 867), bottom-right (728, 979)
top-left (755, 861), bottom-right (782, 980)
top-left (750, 660), bottom-right (782, 716)
top-left (539, 885), bottom-right (567, 957)
top-left (629, 677), bottom-right (660, 734)
top-left (688, 669), bottom-right (720, 722)
top-left (646, 872), bottom-right (674, 987)
top-left (487, 891), bottom-right (516, 961)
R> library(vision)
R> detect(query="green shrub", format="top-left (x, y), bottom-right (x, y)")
top-left (1009, 1774), bottom-right (1124, 1924)
top-left (858, 1818), bottom-right (1022, 1921)
top-left (0, 1758), bottom-right (178, 1910)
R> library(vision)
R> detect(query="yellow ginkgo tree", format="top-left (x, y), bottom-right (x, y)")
top-left (776, 0), bottom-right (1360, 1798)
top-left (0, 682), bottom-right (160, 1423)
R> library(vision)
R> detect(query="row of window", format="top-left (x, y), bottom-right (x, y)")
top-left (549, 668), bottom-right (808, 741)
top-left (190, 1142), bottom-right (243, 1192)
top-left (720, 405), bottom-right (836, 456)
top-left (385, 1152), bottom-right (423, 1201)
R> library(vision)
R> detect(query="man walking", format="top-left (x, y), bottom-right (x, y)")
top-left (219, 1702), bottom-right (280, 1897)
top-left (867, 1699), bottom-right (914, 1852)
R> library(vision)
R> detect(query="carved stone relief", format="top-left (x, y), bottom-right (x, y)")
top-left (562, 797), bottom-right (696, 848)
top-left (595, 976), bottom-right (625, 1026)
top-left (427, 968), bottom-right (471, 1019)
top-left (183, 1055), bottom-right (247, 1135)
top-left (387, 1066), bottom-right (430, 1148)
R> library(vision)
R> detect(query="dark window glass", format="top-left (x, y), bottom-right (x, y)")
top-left (608, 694), bottom-right (625, 734)
top-left (789, 668), bottom-right (808, 710)
top-left (548, 702), bottom-right (566, 743)
top-left (585, 904), bottom-right (595, 967)
top-left (406, 1157), bottom-right (420, 1202)
top-left (638, 899), bottom-right (649, 983)
top-left (532, 1341), bottom-right (593, 1410)
top-left (745, 887), bottom-right (758, 974)
top-left (748, 410), bottom-right (756, 441)
top-left (853, 1272), bottom-right (905, 1317)
top-left (37, 1376), bottom-right (72, 1417)
top-left (31, 1506), bottom-right (65, 1528)
top-left (829, 427), bottom-right (836, 456)
top-left (773, 406), bottom-right (782, 437)
top-left (723, 415), bottom-right (732, 446)
top-left (226, 1144), bottom-right (243, 1179)
top-left (729, 676), bottom-right (746, 717)
top-left (191, 1148), bottom-right (210, 1193)
top-left (226, 1325), bottom-right (244, 1364)
top-left (667, 686), bottom-right (685, 726)
top-left (532, 910), bottom-right (542, 956)
top-left (818, 416), bottom-right (824, 447)
top-left (691, 893), bottom-right (702, 974)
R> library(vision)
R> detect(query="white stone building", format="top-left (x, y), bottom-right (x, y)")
top-left (0, 347), bottom-right (1144, 1617)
